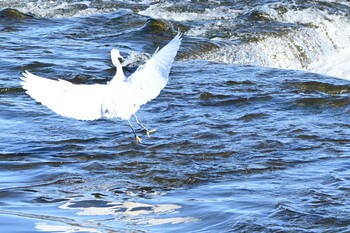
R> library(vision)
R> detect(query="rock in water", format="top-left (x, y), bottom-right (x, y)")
top-left (0, 8), bottom-right (33, 19)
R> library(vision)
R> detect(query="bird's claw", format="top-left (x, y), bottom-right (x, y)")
top-left (135, 135), bottom-right (142, 144)
top-left (146, 129), bottom-right (156, 138)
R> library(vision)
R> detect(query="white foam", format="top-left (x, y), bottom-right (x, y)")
top-left (139, 2), bottom-right (241, 21)
top-left (309, 47), bottom-right (350, 80)
top-left (121, 51), bottom-right (151, 68)
top-left (194, 4), bottom-right (350, 80)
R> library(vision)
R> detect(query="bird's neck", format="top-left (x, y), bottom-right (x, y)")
top-left (110, 61), bottom-right (125, 84)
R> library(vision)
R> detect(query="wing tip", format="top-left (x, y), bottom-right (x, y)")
top-left (176, 31), bottom-right (183, 39)
top-left (20, 70), bottom-right (30, 87)
top-left (173, 32), bottom-right (183, 44)
top-left (21, 70), bottom-right (33, 80)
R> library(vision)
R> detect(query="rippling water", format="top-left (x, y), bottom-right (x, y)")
top-left (1, 1), bottom-right (350, 232)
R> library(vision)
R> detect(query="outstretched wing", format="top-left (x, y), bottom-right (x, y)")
top-left (20, 71), bottom-right (106, 120)
top-left (127, 33), bottom-right (182, 107)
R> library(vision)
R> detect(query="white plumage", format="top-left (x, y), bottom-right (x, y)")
top-left (20, 33), bottom-right (182, 142)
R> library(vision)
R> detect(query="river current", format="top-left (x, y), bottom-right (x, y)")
top-left (0, 1), bottom-right (349, 232)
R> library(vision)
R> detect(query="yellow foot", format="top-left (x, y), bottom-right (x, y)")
top-left (146, 129), bottom-right (156, 138)
top-left (135, 135), bottom-right (142, 144)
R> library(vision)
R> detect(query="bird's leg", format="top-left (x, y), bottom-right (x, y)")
top-left (128, 120), bottom-right (142, 143)
top-left (134, 114), bottom-right (156, 138)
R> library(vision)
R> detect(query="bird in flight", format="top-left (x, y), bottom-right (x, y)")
top-left (20, 33), bottom-right (182, 143)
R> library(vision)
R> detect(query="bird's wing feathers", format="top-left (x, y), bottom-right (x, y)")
top-left (127, 33), bottom-right (182, 107)
top-left (20, 34), bottom-right (182, 121)
top-left (20, 71), bottom-right (106, 120)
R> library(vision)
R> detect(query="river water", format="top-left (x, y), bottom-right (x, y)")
top-left (0, 0), bottom-right (350, 232)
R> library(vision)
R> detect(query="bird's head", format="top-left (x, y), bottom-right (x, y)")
top-left (111, 49), bottom-right (124, 66)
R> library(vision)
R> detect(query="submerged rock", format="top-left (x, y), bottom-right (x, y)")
top-left (142, 18), bottom-right (174, 32)
top-left (246, 10), bottom-right (275, 22)
top-left (0, 8), bottom-right (33, 19)
top-left (142, 18), bottom-right (188, 33)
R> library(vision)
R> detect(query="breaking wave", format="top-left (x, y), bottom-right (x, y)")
top-left (141, 1), bottom-right (350, 80)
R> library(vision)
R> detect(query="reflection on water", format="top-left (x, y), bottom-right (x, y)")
top-left (34, 197), bottom-right (198, 232)
top-left (60, 198), bottom-right (198, 224)
top-left (36, 223), bottom-right (101, 233)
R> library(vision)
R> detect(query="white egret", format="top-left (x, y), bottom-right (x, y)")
top-left (20, 33), bottom-right (182, 143)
